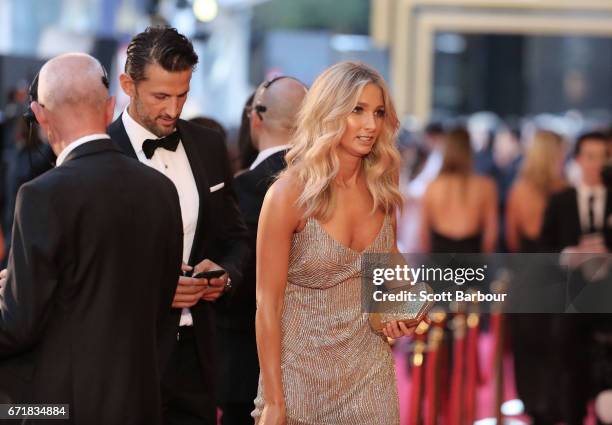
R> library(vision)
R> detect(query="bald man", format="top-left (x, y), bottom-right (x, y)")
top-left (0, 53), bottom-right (183, 424)
top-left (215, 76), bottom-right (306, 425)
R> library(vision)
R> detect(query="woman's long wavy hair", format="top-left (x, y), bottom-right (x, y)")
top-left (520, 130), bottom-right (564, 194)
top-left (282, 61), bottom-right (403, 220)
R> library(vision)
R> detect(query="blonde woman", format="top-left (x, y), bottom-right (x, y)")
top-left (506, 130), bottom-right (566, 425)
top-left (505, 130), bottom-right (566, 252)
top-left (421, 127), bottom-right (498, 253)
top-left (252, 62), bottom-right (414, 425)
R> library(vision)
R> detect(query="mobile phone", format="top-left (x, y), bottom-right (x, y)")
top-left (192, 269), bottom-right (226, 279)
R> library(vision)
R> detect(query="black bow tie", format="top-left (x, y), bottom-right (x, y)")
top-left (142, 132), bottom-right (180, 159)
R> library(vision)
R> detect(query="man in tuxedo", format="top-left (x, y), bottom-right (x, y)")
top-left (539, 131), bottom-right (611, 425)
top-left (0, 53), bottom-right (183, 424)
top-left (215, 76), bottom-right (306, 424)
top-left (540, 131), bottom-right (612, 312)
top-left (108, 26), bottom-right (248, 425)
top-left (541, 132), bottom-right (612, 253)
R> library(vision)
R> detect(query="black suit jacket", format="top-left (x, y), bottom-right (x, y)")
top-left (108, 117), bottom-right (248, 401)
top-left (212, 150), bottom-right (286, 404)
top-left (540, 185), bottom-right (612, 311)
top-left (221, 150), bottom-right (287, 329)
top-left (540, 187), bottom-right (612, 252)
top-left (538, 187), bottom-right (612, 423)
top-left (0, 140), bottom-right (183, 424)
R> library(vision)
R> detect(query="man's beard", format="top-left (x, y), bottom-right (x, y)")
top-left (133, 95), bottom-right (176, 137)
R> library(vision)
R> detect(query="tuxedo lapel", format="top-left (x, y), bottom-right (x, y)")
top-left (251, 150), bottom-right (287, 194)
top-left (108, 114), bottom-right (138, 159)
top-left (177, 120), bottom-right (212, 265)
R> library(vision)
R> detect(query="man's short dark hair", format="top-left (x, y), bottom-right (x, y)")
top-left (574, 131), bottom-right (609, 157)
top-left (125, 26), bottom-right (198, 82)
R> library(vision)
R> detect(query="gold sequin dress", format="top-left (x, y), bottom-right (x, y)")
top-left (252, 215), bottom-right (400, 425)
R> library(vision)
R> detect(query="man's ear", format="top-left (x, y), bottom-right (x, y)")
top-left (119, 73), bottom-right (135, 97)
top-left (251, 109), bottom-right (263, 130)
top-left (105, 96), bottom-right (116, 126)
top-left (30, 101), bottom-right (48, 129)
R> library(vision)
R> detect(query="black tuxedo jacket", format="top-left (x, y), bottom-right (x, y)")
top-left (108, 117), bottom-right (248, 399)
top-left (540, 187), bottom-right (612, 252)
top-left (0, 140), bottom-right (183, 424)
top-left (212, 150), bottom-right (286, 404)
top-left (538, 187), bottom-right (612, 423)
top-left (221, 150), bottom-right (287, 329)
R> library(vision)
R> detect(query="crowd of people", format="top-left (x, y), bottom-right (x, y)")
top-left (0, 23), bottom-right (611, 425)
top-left (398, 116), bottom-right (612, 425)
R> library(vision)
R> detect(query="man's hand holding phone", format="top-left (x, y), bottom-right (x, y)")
top-left (172, 263), bottom-right (211, 308)
top-left (192, 259), bottom-right (229, 302)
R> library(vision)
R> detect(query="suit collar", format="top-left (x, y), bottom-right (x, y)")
top-left (251, 149), bottom-right (287, 171)
top-left (249, 145), bottom-right (290, 170)
top-left (237, 149), bottom-right (287, 196)
top-left (56, 133), bottom-right (111, 166)
top-left (108, 114), bottom-right (138, 158)
top-left (62, 139), bottom-right (121, 164)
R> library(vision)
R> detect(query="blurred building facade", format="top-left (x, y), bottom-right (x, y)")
top-left (371, 0), bottom-right (612, 125)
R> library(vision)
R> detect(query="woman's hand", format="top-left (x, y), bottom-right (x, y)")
top-left (260, 403), bottom-right (287, 425)
top-left (382, 320), bottom-right (417, 339)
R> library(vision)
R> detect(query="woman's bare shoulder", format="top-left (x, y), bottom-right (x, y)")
top-left (424, 176), bottom-right (445, 196)
top-left (267, 174), bottom-right (301, 205)
top-left (473, 174), bottom-right (496, 191)
top-left (511, 178), bottom-right (534, 195)
top-left (263, 174), bottom-right (304, 229)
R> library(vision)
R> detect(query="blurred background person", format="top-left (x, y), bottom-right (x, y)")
top-left (0, 83), bottom-right (30, 266)
top-left (235, 92), bottom-right (259, 176)
top-left (506, 129), bottom-right (566, 252)
top-left (468, 111), bottom-right (500, 177)
top-left (421, 127), bottom-right (498, 253)
top-left (0, 83), bottom-right (29, 158)
top-left (540, 131), bottom-right (611, 253)
top-left (506, 130), bottom-right (567, 425)
top-left (491, 123), bottom-right (523, 251)
top-left (539, 131), bottom-right (611, 425)
top-left (397, 122), bottom-right (445, 252)
top-left (2, 116), bottom-right (55, 267)
top-left (402, 122), bottom-right (446, 199)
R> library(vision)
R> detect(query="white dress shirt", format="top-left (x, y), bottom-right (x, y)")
top-left (122, 109), bottom-right (199, 326)
top-left (55, 133), bottom-right (111, 166)
top-left (249, 144), bottom-right (291, 170)
top-left (577, 184), bottom-right (606, 233)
